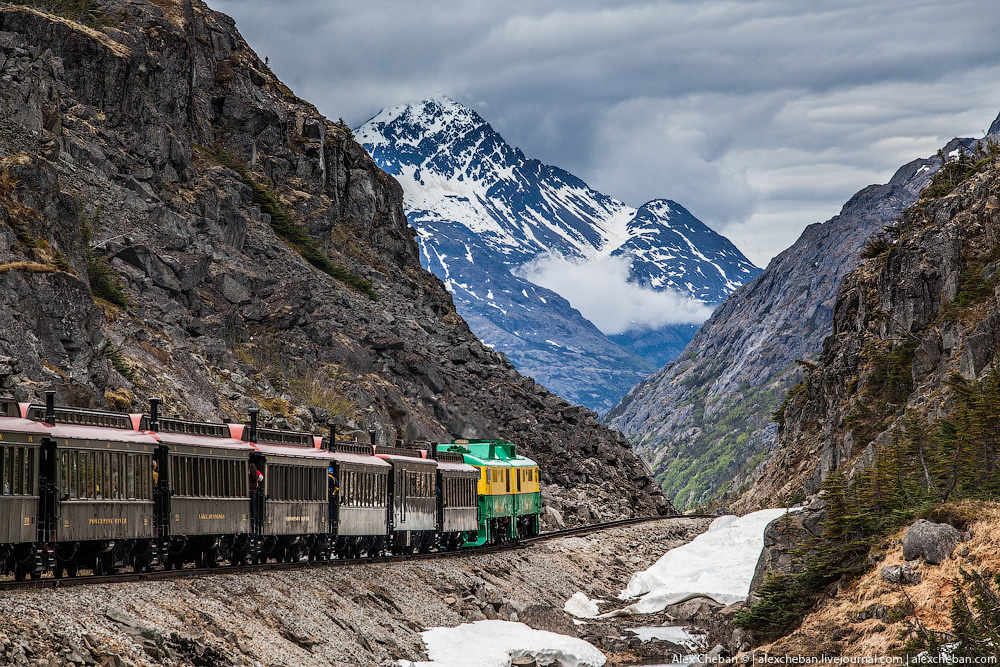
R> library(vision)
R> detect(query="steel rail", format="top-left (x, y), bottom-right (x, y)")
top-left (0, 513), bottom-right (716, 592)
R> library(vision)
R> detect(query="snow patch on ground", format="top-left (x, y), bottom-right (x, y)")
top-left (608, 508), bottom-right (800, 615)
top-left (564, 592), bottom-right (601, 618)
top-left (398, 620), bottom-right (606, 667)
top-left (627, 626), bottom-right (707, 650)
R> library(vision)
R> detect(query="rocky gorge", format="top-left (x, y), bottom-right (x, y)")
top-left (0, 0), bottom-right (670, 523)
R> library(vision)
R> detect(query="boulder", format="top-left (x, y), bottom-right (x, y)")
top-left (902, 520), bottom-right (961, 564)
top-left (879, 562), bottom-right (921, 586)
top-left (517, 605), bottom-right (578, 637)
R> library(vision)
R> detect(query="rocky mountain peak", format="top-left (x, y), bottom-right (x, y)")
top-left (357, 98), bottom-right (761, 411)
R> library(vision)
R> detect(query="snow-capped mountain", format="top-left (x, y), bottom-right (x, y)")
top-left (356, 96), bottom-right (760, 412)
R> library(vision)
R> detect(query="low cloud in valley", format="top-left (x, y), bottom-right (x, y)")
top-left (517, 255), bottom-right (715, 335)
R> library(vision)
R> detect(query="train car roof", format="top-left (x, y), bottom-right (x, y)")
top-left (151, 430), bottom-right (254, 451)
top-left (331, 450), bottom-right (391, 468)
top-left (374, 446), bottom-right (438, 466)
top-left (443, 441), bottom-right (537, 467)
top-left (0, 415), bottom-right (160, 445)
top-left (252, 441), bottom-right (332, 460)
top-left (435, 459), bottom-right (479, 474)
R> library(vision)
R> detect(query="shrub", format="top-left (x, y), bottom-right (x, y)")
top-left (86, 252), bottom-right (127, 308)
top-left (860, 232), bottom-right (893, 259)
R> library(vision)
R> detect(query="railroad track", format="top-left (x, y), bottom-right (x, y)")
top-left (0, 513), bottom-right (715, 592)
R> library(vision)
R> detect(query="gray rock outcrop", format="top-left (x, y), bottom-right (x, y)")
top-left (902, 520), bottom-right (961, 565)
top-left (880, 563), bottom-right (922, 585)
top-left (748, 122), bottom-right (1000, 511)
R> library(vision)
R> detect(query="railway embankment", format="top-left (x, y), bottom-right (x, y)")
top-left (0, 518), bottom-right (713, 667)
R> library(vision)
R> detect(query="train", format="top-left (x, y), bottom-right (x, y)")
top-left (0, 392), bottom-right (541, 580)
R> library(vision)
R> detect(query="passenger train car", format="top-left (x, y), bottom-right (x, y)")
top-left (0, 393), bottom-right (538, 580)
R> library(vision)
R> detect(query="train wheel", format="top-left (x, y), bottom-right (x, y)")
top-left (66, 564), bottom-right (77, 578)
top-left (13, 562), bottom-right (27, 582)
top-left (53, 564), bottom-right (65, 579)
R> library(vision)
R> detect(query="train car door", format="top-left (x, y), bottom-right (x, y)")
top-left (36, 437), bottom-right (57, 544)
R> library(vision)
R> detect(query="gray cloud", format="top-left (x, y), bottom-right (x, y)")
top-left (211, 0), bottom-right (1000, 266)
top-left (518, 254), bottom-right (715, 334)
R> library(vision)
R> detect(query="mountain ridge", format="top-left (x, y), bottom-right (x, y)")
top-left (605, 143), bottom-right (959, 509)
top-left (357, 96), bottom-right (760, 411)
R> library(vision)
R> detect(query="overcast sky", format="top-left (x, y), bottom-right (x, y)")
top-left (211, 0), bottom-right (1000, 268)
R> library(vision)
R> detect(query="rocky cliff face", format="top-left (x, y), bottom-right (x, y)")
top-left (741, 137), bottom-right (1000, 510)
top-left (605, 150), bottom-right (947, 510)
top-left (0, 0), bottom-right (670, 522)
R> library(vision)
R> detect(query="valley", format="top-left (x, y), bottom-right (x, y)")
top-left (2, 0), bottom-right (1000, 664)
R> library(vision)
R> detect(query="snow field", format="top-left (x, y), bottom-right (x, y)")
top-left (397, 620), bottom-right (606, 667)
top-left (610, 508), bottom-right (801, 614)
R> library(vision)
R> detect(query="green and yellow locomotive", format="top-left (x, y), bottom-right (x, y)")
top-left (442, 439), bottom-right (540, 546)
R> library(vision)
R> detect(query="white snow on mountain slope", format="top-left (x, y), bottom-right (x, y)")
top-left (357, 96), bottom-right (758, 307)
top-left (357, 97), bottom-right (761, 412)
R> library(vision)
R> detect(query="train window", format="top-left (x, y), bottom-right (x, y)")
top-left (77, 452), bottom-right (86, 499)
top-left (109, 453), bottom-right (116, 499)
top-left (93, 452), bottom-right (100, 499)
top-left (92, 451), bottom-right (100, 499)
top-left (104, 453), bottom-right (111, 500)
top-left (60, 452), bottom-right (68, 496)
top-left (81, 451), bottom-right (90, 499)
top-left (9, 447), bottom-right (18, 494)
top-left (12, 447), bottom-right (22, 495)
top-left (126, 455), bottom-right (135, 499)
top-left (67, 452), bottom-right (77, 499)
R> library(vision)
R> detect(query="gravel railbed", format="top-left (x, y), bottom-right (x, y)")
top-left (0, 518), bottom-right (713, 667)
